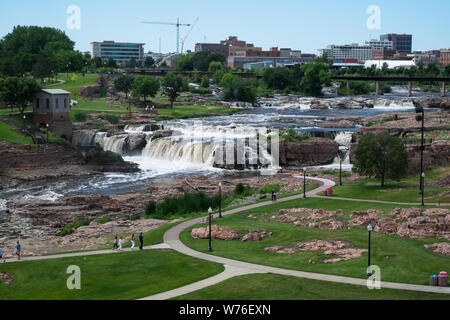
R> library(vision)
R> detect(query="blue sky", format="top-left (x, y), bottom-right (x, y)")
top-left (1, 0), bottom-right (449, 54)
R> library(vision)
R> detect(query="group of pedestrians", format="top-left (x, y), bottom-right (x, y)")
top-left (0, 240), bottom-right (22, 262)
top-left (112, 233), bottom-right (144, 251)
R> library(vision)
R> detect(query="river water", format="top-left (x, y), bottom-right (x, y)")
top-left (0, 88), bottom-right (442, 205)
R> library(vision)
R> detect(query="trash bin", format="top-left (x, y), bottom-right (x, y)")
top-left (438, 272), bottom-right (448, 287)
top-left (327, 188), bottom-right (333, 196)
top-left (323, 191), bottom-right (328, 196)
top-left (429, 275), bottom-right (438, 286)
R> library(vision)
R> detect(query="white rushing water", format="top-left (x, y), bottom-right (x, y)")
top-left (0, 199), bottom-right (7, 211)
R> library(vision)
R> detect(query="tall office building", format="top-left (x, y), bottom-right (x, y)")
top-left (380, 34), bottom-right (412, 54)
top-left (90, 41), bottom-right (145, 66)
top-left (318, 44), bottom-right (373, 63)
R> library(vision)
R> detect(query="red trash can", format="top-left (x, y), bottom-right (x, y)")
top-left (438, 272), bottom-right (448, 287)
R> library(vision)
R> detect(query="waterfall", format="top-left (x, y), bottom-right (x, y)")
top-left (72, 130), bottom-right (97, 147)
top-left (95, 133), bottom-right (127, 154)
top-left (334, 132), bottom-right (353, 149)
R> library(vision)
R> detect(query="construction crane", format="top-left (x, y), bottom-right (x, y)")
top-left (141, 18), bottom-right (191, 53)
top-left (180, 18), bottom-right (199, 54)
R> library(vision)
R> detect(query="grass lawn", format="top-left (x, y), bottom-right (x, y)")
top-left (180, 197), bottom-right (450, 285)
top-left (173, 274), bottom-right (450, 300)
top-left (0, 250), bottom-right (223, 300)
top-left (49, 73), bottom-right (99, 98)
top-left (0, 121), bottom-right (33, 145)
top-left (332, 165), bottom-right (450, 203)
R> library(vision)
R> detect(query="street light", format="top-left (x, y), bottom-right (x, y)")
top-left (366, 224), bottom-right (373, 277)
top-left (415, 106), bottom-right (425, 196)
top-left (303, 167), bottom-right (307, 198)
top-left (208, 207), bottom-right (213, 252)
top-left (22, 115), bottom-right (26, 132)
top-left (218, 182), bottom-right (222, 218)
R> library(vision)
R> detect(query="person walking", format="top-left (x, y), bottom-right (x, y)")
top-left (118, 237), bottom-right (123, 251)
top-left (15, 241), bottom-right (21, 260)
top-left (131, 234), bottom-right (136, 249)
top-left (139, 233), bottom-right (144, 250)
top-left (271, 189), bottom-right (275, 202)
top-left (113, 236), bottom-right (118, 250)
top-left (0, 246), bottom-right (3, 263)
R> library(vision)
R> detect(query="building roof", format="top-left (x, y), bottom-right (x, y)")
top-left (364, 60), bottom-right (416, 69)
top-left (40, 89), bottom-right (71, 95)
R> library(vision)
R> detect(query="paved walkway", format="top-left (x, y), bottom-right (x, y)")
top-left (2, 243), bottom-right (170, 264)
top-left (139, 176), bottom-right (450, 299)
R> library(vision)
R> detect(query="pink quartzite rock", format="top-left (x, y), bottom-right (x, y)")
top-left (191, 225), bottom-right (240, 241)
top-left (424, 243), bottom-right (450, 256)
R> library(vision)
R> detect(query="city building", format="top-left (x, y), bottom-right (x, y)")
top-left (90, 41), bottom-right (145, 66)
top-left (318, 44), bottom-right (373, 63)
top-left (440, 49), bottom-right (450, 67)
top-left (380, 34), bottom-right (412, 54)
top-left (372, 49), bottom-right (396, 60)
top-left (364, 59), bottom-right (415, 69)
top-left (407, 51), bottom-right (441, 65)
top-left (194, 43), bottom-right (228, 56)
top-left (365, 39), bottom-right (393, 50)
top-left (33, 89), bottom-right (72, 140)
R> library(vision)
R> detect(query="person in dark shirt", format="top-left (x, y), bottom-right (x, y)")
top-left (139, 233), bottom-right (144, 250)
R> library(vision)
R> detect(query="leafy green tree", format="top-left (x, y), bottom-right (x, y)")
top-left (0, 26), bottom-right (75, 76)
top-left (125, 59), bottom-right (137, 68)
top-left (131, 76), bottom-right (159, 104)
top-left (0, 76), bottom-right (41, 116)
top-left (31, 54), bottom-right (55, 83)
top-left (208, 61), bottom-right (223, 73)
top-left (221, 76), bottom-right (257, 104)
top-left (263, 68), bottom-right (291, 90)
top-left (144, 56), bottom-right (155, 68)
top-left (353, 132), bottom-right (408, 187)
top-left (114, 75), bottom-right (135, 101)
top-left (161, 72), bottom-right (184, 108)
top-left (105, 59), bottom-right (118, 68)
top-left (200, 76), bottom-right (210, 88)
top-left (219, 73), bottom-right (234, 88)
top-left (299, 62), bottom-right (330, 96)
top-left (175, 54), bottom-right (194, 71)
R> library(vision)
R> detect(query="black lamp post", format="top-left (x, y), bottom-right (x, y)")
top-left (421, 172), bottom-right (425, 207)
top-left (415, 106), bottom-right (425, 198)
top-left (22, 115), bottom-right (26, 132)
top-left (339, 157), bottom-right (343, 186)
top-left (208, 207), bottom-right (213, 252)
top-left (303, 167), bottom-right (306, 198)
top-left (366, 224), bottom-right (373, 276)
top-left (218, 182), bottom-right (222, 218)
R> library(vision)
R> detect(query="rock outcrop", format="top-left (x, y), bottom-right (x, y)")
top-left (191, 225), bottom-right (240, 241)
top-left (278, 138), bottom-right (339, 167)
top-left (241, 230), bottom-right (272, 242)
top-left (424, 242), bottom-right (450, 256)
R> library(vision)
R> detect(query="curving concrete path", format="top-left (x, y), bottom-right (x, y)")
top-left (140, 176), bottom-right (450, 299)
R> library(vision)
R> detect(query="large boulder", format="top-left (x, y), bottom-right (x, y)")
top-left (124, 134), bottom-right (147, 155)
top-left (278, 138), bottom-right (339, 166)
top-left (79, 83), bottom-right (102, 98)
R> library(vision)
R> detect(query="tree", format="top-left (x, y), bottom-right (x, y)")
top-left (208, 61), bottom-right (223, 73)
top-left (131, 76), bottom-right (159, 105)
top-left (353, 132), bottom-right (408, 187)
top-left (200, 76), bottom-right (210, 88)
top-left (114, 75), bottom-right (135, 101)
top-left (299, 62), bottom-right (330, 96)
top-left (106, 59), bottom-right (118, 68)
top-left (0, 76), bottom-right (41, 116)
top-left (144, 56), bottom-right (155, 68)
top-left (31, 54), bottom-right (55, 83)
top-left (221, 76), bottom-right (257, 104)
top-left (0, 25), bottom-right (75, 76)
top-left (175, 54), bottom-right (194, 71)
top-left (161, 72), bottom-right (184, 108)
top-left (125, 59), bottom-right (137, 69)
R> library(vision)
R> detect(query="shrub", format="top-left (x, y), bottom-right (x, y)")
top-left (234, 183), bottom-right (245, 195)
top-left (56, 218), bottom-right (91, 237)
top-left (105, 114), bottom-right (119, 124)
top-left (145, 201), bottom-right (157, 215)
top-left (259, 184), bottom-right (281, 194)
top-left (234, 183), bottom-right (254, 197)
top-left (74, 112), bottom-right (87, 122)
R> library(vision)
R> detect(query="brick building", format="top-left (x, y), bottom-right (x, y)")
top-left (33, 89), bottom-right (72, 141)
top-left (441, 49), bottom-right (450, 67)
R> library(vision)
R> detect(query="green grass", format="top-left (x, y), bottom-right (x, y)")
top-left (180, 197), bottom-right (450, 285)
top-left (0, 250), bottom-right (224, 300)
top-left (49, 73), bottom-right (99, 99)
top-left (174, 273), bottom-right (450, 300)
top-left (333, 165), bottom-right (450, 203)
top-left (0, 121), bottom-right (33, 145)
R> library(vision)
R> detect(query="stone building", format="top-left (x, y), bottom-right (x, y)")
top-left (33, 89), bottom-right (72, 141)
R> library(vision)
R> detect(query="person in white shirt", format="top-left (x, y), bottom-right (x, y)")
top-left (118, 237), bottom-right (123, 251)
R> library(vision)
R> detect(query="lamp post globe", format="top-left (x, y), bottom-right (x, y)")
top-left (218, 182), bottom-right (222, 218)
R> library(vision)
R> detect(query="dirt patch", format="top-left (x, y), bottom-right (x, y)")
top-left (437, 175), bottom-right (450, 188)
top-left (0, 273), bottom-right (14, 285)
